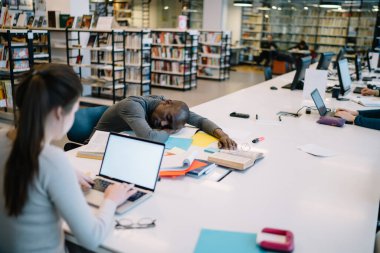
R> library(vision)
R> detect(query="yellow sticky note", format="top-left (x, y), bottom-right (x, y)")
top-left (192, 132), bottom-right (218, 147)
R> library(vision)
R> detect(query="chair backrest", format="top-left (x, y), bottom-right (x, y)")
top-left (264, 66), bottom-right (273, 81)
top-left (67, 105), bottom-right (108, 144)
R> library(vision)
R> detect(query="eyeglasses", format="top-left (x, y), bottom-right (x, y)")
top-left (115, 217), bottom-right (156, 230)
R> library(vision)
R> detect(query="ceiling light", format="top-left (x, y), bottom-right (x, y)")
top-left (264, 14), bottom-right (269, 18)
top-left (233, 0), bottom-right (253, 7)
top-left (319, 1), bottom-right (341, 9)
top-left (278, 7), bottom-right (282, 10)
top-left (304, 6), bottom-right (308, 10)
top-left (164, 6), bottom-right (169, 10)
top-left (272, 5), bottom-right (277, 9)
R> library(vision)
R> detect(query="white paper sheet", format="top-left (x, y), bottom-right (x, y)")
top-left (161, 151), bottom-right (198, 170)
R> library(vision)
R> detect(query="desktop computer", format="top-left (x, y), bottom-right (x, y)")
top-left (282, 56), bottom-right (312, 90)
top-left (317, 52), bottom-right (334, 70)
top-left (337, 58), bottom-right (352, 96)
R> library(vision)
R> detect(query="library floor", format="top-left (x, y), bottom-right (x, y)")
top-left (151, 66), bottom-right (264, 107)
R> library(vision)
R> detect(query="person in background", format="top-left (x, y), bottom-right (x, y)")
top-left (255, 34), bottom-right (278, 66)
top-left (96, 95), bottom-right (237, 149)
top-left (361, 87), bottom-right (380, 97)
top-left (290, 40), bottom-right (309, 51)
top-left (0, 64), bottom-right (137, 253)
top-left (335, 108), bottom-right (380, 130)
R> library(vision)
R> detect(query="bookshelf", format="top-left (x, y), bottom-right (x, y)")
top-left (150, 29), bottom-right (198, 91)
top-left (240, 6), bottom-right (378, 63)
top-left (197, 30), bottom-right (231, 81)
top-left (64, 29), bottom-right (126, 104)
top-left (0, 29), bottom-right (51, 124)
top-left (240, 9), bottom-right (262, 64)
top-left (123, 29), bottom-right (152, 96)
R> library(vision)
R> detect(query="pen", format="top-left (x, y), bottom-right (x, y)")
top-left (252, 137), bottom-right (265, 143)
top-left (279, 115), bottom-right (282, 121)
top-left (256, 114), bottom-right (258, 120)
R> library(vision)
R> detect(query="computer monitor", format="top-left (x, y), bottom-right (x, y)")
top-left (366, 50), bottom-right (372, 72)
top-left (317, 52), bottom-right (334, 70)
top-left (337, 58), bottom-right (351, 96)
top-left (333, 48), bottom-right (345, 69)
top-left (354, 55), bottom-right (362, 81)
top-left (282, 56), bottom-right (312, 90)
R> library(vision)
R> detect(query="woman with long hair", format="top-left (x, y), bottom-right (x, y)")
top-left (0, 64), bottom-right (136, 252)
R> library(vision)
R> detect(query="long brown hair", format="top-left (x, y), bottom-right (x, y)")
top-left (4, 64), bottom-right (82, 216)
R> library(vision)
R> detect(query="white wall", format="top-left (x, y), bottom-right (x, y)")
top-left (203, 0), bottom-right (226, 30)
top-left (226, 0), bottom-right (242, 45)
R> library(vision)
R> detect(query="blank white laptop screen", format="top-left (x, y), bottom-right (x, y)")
top-left (100, 134), bottom-right (164, 191)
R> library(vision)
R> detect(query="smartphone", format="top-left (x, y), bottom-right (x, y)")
top-left (230, 112), bottom-right (250, 118)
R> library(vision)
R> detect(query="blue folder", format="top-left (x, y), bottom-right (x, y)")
top-left (194, 229), bottom-right (267, 253)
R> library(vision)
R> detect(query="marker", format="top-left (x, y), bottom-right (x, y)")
top-left (279, 115), bottom-right (282, 121)
top-left (256, 114), bottom-right (259, 120)
top-left (252, 137), bottom-right (265, 143)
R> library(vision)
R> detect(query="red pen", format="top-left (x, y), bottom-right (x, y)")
top-left (252, 137), bottom-right (265, 143)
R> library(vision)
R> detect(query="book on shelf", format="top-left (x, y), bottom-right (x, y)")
top-left (95, 16), bottom-right (113, 30)
top-left (76, 55), bottom-right (83, 64)
top-left (12, 48), bottom-right (29, 59)
top-left (12, 12), bottom-right (20, 27)
top-left (208, 150), bottom-right (264, 170)
top-left (66, 16), bottom-right (75, 28)
top-left (47, 10), bottom-right (57, 28)
top-left (0, 83), bottom-right (6, 108)
top-left (59, 14), bottom-right (70, 28)
top-left (0, 81), bottom-right (13, 108)
top-left (3, 11), bottom-right (13, 27)
top-left (98, 33), bottom-right (109, 47)
top-left (87, 34), bottom-right (97, 48)
top-left (75, 16), bottom-right (82, 29)
top-left (81, 15), bottom-right (92, 29)
top-left (16, 13), bottom-right (26, 27)
top-left (26, 15), bottom-right (34, 27)
top-left (0, 6), bottom-right (8, 26)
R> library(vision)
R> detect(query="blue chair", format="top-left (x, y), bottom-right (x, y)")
top-left (64, 105), bottom-right (108, 151)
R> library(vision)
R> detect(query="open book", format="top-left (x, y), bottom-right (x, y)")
top-left (208, 150), bottom-right (264, 170)
top-left (76, 130), bottom-right (109, 160)
top-left (160, 151), bottom-right (198, 171)
top-left (350, 96), bottom-right (380, 107)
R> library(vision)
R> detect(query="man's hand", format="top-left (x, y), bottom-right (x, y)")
top-left (361, 88), bottom-right (378, 96)
top-left (75, 170), bottom-right (94, 192)
top-left (335, 108), bottom-right (358, 116)
top-left (213, 129), bottom-right (237, 150)
top-left (335, 111), bottom-right (356, 122)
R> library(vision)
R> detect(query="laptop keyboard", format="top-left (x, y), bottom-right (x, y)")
top-left (93, 178), bottom-right (113, 192)
top-left (128, 191), bottom-right (146, 202)
top-left (93, 178), bottom-right (146, 202)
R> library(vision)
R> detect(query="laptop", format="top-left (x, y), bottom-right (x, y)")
top-left (310, 88), bottom-right (335, 117)
top-left (85, 132), bottom-right (165, 214)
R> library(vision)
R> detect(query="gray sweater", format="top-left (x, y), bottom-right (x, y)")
top-left (0, 129), bottom-right (117, 253)
top-left (96, 95), bottom-right (220, 143)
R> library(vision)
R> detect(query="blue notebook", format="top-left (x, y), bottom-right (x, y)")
top-left (194, 229), bottom-right (267, 253)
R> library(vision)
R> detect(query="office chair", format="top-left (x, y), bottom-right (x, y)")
top-left (263, 66), bottom-right (273, 81)
top-left (64, 105), bottom-right (108, 151)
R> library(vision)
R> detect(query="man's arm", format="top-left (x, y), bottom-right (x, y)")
top-left (187, 111), bottom-right (237, 149)
top-left (358, 109), bottom-right (380, 119)
top-left (119, 101), bottom-right (170, 143)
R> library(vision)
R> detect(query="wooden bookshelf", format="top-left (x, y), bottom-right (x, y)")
top-left (197, 30), bottom-right (231, 81)
top-left (150, 29), bottom-right (198, 91)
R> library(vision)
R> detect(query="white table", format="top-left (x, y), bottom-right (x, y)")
top-left (66, 69), bottom-right (380, 253)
